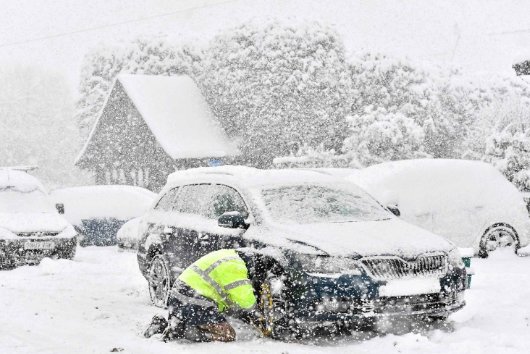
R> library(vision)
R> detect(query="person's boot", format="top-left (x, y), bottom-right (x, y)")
top-left (143, 315), bottom-right (168, 338)
top-left (161, 322), bottom-right (186, 342)
top-left (197, 322), bottom-right (236, 342)
top-left (183, 326), bottom-right (212, 342)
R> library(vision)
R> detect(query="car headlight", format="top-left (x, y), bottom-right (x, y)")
top-left (295, 254), bottom-right (363, 275)
top-left (447, 248), bottom-right (464, 269)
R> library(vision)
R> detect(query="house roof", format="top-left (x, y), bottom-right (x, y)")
top-left (77, 74), bottom-right (239, 163)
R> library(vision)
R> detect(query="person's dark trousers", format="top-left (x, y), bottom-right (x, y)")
top-left (164, 281), bottom-right (232, 342)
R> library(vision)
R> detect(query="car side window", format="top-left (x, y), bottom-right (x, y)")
top-left (205, 184), bottom-right (248, 220)
top-left (175, 184), bottom-right (211, 217)
top-left (154, 187), bottom-right (179, 211)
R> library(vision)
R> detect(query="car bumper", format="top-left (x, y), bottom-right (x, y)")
top-left (0, 237), bottom-right (77, 267)
top-left (281, 268), bottom-right (467, 327)
top-left (294, 291), bottom-right (465, 328)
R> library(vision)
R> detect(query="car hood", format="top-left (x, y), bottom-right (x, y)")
top-left (0, 212), bottom-right (69, 234)
top-left (268, 218), bottom-right (454, 258)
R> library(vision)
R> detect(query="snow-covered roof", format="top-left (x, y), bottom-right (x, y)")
top-left (166, 165), bottom-right (353, 190)
top-left (76, 74), bottom-right (239, 164)
top-left (349, 158), bottom-right (523, 212)
top-left (118, 74), bottom-right (238, 159)
top-left (50, 185), bottom-right (156, 223)
top-left (0, 169), bottom-right (45, 193)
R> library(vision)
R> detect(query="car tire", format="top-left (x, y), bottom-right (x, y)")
top-left (259, 280), bottom-right (300, 340)
top-left (424, 315), bottom-right (448, 322)
top-left (478, 224), bottom-right (519, 258)
top-left (148, 255), bottom-right (171, 308)
top-left (61, 245), bottom-right (77, 260)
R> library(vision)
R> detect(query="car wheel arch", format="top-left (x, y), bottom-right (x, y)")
top-left (146, 244), bottom-right (164, 264)
top-left (478, 222), bottom-right (520, 257)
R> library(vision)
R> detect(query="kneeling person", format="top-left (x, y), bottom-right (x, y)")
top-left (144, 249), bottom-right (276, 342)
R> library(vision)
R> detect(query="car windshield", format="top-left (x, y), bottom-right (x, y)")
top-left (0, 188), bottom-right (55, 213)
top-left (261, 184), bottom-right (391, 224)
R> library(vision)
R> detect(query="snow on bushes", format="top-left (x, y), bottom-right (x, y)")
top-left (74, 21), bottom-right (530, 192)
top-left (198, 22), bottom-right (352, 167)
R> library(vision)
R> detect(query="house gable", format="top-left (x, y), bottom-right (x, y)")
top-left (76, 80), bottom-right (174, 188)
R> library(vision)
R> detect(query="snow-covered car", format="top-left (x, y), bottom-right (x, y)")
top-left (350, 159), bottom-right (530, 258)
top-left (50, 185), bottom-right (155, 247)
top-left (0, 169), bottom-right (77, 268)
top-left (116, 217), bottom-right (142, 250)
top-left (137, 166), bottom-right (466, 337)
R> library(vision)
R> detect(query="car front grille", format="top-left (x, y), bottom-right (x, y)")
top-left (361, 253), bottom-right (447, 281)
top-left (17, 231), bottom-right (60, 237)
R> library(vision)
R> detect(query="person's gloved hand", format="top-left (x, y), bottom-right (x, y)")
top-left (248, 310), bottom-right (265, 328)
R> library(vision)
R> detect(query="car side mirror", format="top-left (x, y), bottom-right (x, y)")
top-left (55, 203), bottom-right (65, 215)
top-left (387, 204), bottom-right (400, 217)
top-left (218, 211), bottom-right (248, 229)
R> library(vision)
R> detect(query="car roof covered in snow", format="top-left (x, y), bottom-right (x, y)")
top-left (50, 185), bottom-right (156, 223)
top-left (349, 158), bottom-right (523, 212)
top-left (50, 185), bottom-right (156, 198)
top-left (0, 169), bottom-right (45, 193)
top-left (117, 74), bottom-right (239, 159)
top-left (166, 166), bottom-right (359, 190)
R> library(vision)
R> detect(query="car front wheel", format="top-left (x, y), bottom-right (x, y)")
top-left (259, 280), bottom-right (300, 340)
top-left (479, 224), bottom-right (519, 258)
top-left (148, 255), bottom-right (171, 307)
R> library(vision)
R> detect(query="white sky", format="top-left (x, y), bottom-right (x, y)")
top-left (0, 0), bottom-right (529, 93)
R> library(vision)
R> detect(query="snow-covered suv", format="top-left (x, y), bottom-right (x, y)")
top-left (350, 159), bottom-right (530, 258)
top-left (137, 166), bottom-right (466, 337)
top-left (0, 168), bottom-right (77, 268)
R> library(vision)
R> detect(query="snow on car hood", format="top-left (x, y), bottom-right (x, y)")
top-left (0, 212), bottom-right (69, 233)
top-left (269, 217), bottom-right (454, 258)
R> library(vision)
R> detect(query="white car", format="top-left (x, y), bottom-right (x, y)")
top-left (50, 185), bottom-right (155, 246)
top-left (0, 168), bottom-right (77, 268)
top-left (116, 217), bottom-right (142, 250)
top-left (350, 159), bottom-right (530, 257)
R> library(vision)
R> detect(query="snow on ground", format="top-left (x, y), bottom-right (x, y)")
top-left (0, 247), bottom-right (529, 354)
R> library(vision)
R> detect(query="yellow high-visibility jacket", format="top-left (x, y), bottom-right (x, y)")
top-left (178, 249), bottom-right (257, 312)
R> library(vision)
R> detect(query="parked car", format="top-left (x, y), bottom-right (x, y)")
top-left (137, 166), bottom-right (466, 337)
top-left (0, 168), bottom-right (77, 268)
top-left (117, 217), bottom-right (142, 250)
top-left (50, 185), bottom-right (155, 246)
top-left (349, 159), bottom-right (530, 258)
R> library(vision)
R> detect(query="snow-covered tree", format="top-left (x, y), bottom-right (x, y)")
top-left (198, 22), bottom-right (351, 167)
top-left (343, 107), bottom-right (427, 165)
top-left (344, 53), bottom-right (478, 164)
top-left (482, 96), bottom-right (530, 191)
top-left (76, 37), bottom-right (201, 137)
top-left (348, 53), bottom-right (431, 119)
top-left (422, 77), bottom-right (476, 158)
top-left (0, 66), bottom-right (90, 187)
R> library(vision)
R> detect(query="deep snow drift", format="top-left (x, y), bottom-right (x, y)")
top-left (0, 247), bottom-right (529, 354)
